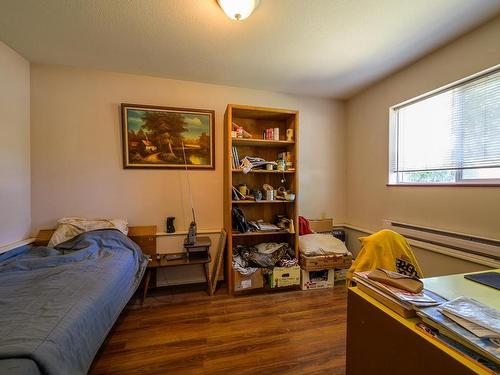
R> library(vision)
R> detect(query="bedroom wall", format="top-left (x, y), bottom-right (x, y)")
top-left (30, 65), bottom-right (346, 236)
top-left (345, 15), bottom-right (500, 274)
top-left (0, 41), bottom-right (31, 248)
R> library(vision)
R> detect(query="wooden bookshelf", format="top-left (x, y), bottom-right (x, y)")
top-left (224, 104), bottom-right (299, 295)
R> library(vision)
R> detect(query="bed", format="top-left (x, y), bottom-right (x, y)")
top-left (0, 229), bottom-right (148, 375)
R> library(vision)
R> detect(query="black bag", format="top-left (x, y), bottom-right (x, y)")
top-left (232, 206), bottom-right (250, 233)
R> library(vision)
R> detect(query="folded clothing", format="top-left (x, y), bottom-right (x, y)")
top-left (48, 217), bottom-right (128, 247)
top-left (299, 233), bottom-right (348, 256)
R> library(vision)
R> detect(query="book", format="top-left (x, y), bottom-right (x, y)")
top-left (418, 305), bottom-right (500, 365)
top-left (439, 296), bottom-right (500, 337)
top-left (416, 322), bottom-right (500, 374)
top-left (357, 280), bottom-right (416, 318)
top-left (354, 271), bottom-right (439, 307)
top-left (441, 310), bottom-right (499, 339)
top-left (234, 146), bottom-right (240, 167)
top-left (231, 147), bottom-right (236, 169)
top-left (232, 186), bottom-right (245, 200)
top-left (231, 186), bottom-right (239, 200)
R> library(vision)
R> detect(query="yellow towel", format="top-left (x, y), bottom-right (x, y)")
top-left (346, 229), bottom-right (423, 285)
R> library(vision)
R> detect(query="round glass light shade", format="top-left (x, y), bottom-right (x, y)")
top-left (217, 0), bottom-right (260, 21)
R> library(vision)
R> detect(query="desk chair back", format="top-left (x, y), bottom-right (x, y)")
top-left (346, 229), bottom-right (423, 286)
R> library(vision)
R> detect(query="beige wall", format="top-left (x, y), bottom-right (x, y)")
top-left (0, 41), bottom-right (30, 247)
top-left (30, 65), bottom-right (346, 234)
top-left (346, 16), bottom-right (500, 245)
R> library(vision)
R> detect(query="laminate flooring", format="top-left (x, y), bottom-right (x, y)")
top-left (90, 285), bottom-right (347, 375)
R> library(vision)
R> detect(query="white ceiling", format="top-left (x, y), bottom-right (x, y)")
top-left (1, 0), bottom-right (499, 99)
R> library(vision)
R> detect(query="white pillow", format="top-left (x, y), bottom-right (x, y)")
top-left (299, 233), bottom-right (349, 256)
top-left (48, 217), bottom-right (128, 247)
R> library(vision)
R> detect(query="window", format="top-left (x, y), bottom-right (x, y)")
top-left (389, 65), bottom-right (500, 185)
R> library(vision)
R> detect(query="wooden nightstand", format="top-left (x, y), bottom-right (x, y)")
top-left (142, 237), bottom-right (212, 304)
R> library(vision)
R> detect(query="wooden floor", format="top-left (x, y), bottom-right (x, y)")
top-left (90, 284), bottom-right (347, 375)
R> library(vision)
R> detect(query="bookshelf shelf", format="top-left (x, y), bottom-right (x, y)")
top-left (232, 230), bottom-right (293, 237)
top-left (224, 104), bottom-right (299, 295)
top-left (231, 138), bottom-right (295, 147)
top-left (231, 169), bottom-right (295, 174)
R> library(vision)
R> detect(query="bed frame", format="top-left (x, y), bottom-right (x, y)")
top-left (34, 226), bottom-right (157, 256)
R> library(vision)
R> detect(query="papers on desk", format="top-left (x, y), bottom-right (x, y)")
top-left (441, 311), bottom-right (499, 339)
top-left (360, 269), bottom-right (500, 371)
top-left (354, 269), bottom-right (500, 366)
top-left (439, 297), bottom-right (500, 338)
top-left (418, 303), bottom-right (500, 366)
top-left (415, 295), bottom-right (500, 369)
top-left (353, 271), bottom-right (440, 318)
top-left (354, 271), bottom-right (438, 305)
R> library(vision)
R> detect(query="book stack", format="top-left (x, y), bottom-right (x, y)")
top-left (417, 297), bottom-right (500, 372)
top-left (353, 271), bottom-right (439, 318)
top-left (231, 146), bottom-right (240, 169)
top-left (263, 128), bottom-right (279, 140)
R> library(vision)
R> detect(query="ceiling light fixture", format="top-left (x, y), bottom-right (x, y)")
top-left (217, 0), bottom-right (260, 21)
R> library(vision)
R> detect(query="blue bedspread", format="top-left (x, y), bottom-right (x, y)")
top-left (0, 229), bottom-right (148, 375)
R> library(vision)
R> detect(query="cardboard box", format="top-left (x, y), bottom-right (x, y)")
top-left (334, 268), bottom-right (348, 282)
top-left (301, 269), bottom-right (335, 290)
top-left (299, 253), bottom-right (352, 271)
top-left (269, 266), bottom-right (301, 288)
top-left (234, 269), bottom-right (264, 291)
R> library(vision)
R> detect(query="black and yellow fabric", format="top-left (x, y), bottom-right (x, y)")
top-left (346, 229), bottom-right (423, 286)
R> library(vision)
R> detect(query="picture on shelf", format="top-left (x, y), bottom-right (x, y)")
top-left (121, 103), bottom-right (215, 169)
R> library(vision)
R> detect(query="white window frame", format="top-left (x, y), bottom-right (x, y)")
top-left (389, 64), bottom-right (500, 186)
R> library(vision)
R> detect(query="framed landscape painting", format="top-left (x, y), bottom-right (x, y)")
top-left (121, 104), bottom-right (215, 169)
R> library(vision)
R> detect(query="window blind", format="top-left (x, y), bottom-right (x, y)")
top-left (393, 68), bottom-right (500, 174)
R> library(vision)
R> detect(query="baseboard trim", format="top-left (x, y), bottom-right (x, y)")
top-left (0, 238), bottom-right (36, 255)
